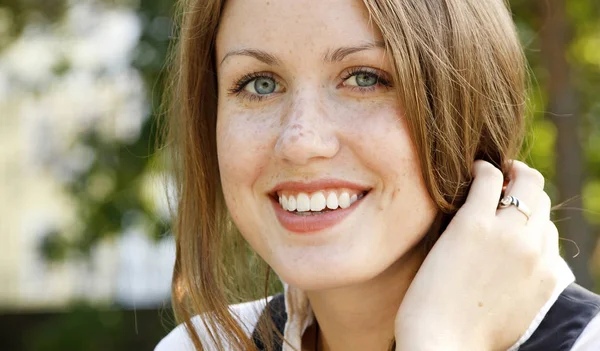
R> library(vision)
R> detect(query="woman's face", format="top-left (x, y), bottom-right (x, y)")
top-left (216, 0), bottom-right (437, 290)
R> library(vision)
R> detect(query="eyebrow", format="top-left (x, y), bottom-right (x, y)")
top-left (323, 41), bottom-right (385, 63)
top-left (219, 40), bottom-right (385, 67)
top-left (220, 49), bottom-right (281, 66)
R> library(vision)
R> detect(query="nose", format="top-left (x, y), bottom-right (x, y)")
top-left (274, 96), bottom-right (340, 165)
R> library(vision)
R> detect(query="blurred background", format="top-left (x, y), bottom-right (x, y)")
top-left (0, 0), bottom-right (598, 350)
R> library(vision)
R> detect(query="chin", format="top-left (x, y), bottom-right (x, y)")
top-left (278, 268), bottom-right (379, 292)
top-left (270, 245), bottom-right (403, 291)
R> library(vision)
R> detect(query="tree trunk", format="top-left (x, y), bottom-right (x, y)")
top-left (538, 0), bottom-right (593, 288)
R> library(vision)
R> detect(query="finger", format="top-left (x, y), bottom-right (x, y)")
top-left (527, 190), bottom-right (551, 228)
top-left (497, 161), bottom-right (544, 224)
top-left (507, 160), bottom-right (545, 191)
top-left (525, 191), bottom-right (552, 250)
top-left (462, 160), bottom-right (504, 217)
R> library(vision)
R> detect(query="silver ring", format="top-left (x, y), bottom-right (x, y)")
top-left (498, 195), bottom-right (532, 220)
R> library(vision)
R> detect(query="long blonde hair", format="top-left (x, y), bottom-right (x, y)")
top-left (162, 0), bottom-right (527, 349)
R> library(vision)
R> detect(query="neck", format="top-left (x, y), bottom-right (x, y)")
top-left (305, 245), bottom-right (426, 351)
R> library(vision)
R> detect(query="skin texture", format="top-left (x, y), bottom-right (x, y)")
top-left (217, 0), bottom-right (436, 288)
top-left (394, 161), bottom-right (557, 351)
top-left (216, 0), bottom-right (435, 349)
top-left (215, 1), bottom-right (558, 350)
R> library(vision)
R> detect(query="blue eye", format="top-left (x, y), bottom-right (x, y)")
top-left (228, 68), bottom-right (391, 103)
top-left (340, 68), bottom-right (392, 91)
top-left (351, 72), bottom-right (378, 87)
top-left (344, 72), bottom-right (380, 87)
top-left (228, 72), bottom-right (284, 102)
top-left (250, 77), bottom-right (277, 94)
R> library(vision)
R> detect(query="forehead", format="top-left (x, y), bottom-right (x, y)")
top-left (216, 0), bottom-right (383, 62)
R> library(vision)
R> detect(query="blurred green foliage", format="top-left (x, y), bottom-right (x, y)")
top-left (1, 0), bottom-right (175, 259)
top-left (511, 0), bottom-right (600, 288)
top-left (0, 303), bottom-right (175, 351)
top-left (0, 0), bottom-right (66, 49)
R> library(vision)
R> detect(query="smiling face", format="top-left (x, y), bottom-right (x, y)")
top-left (216, 0), bottom-right (438, 290)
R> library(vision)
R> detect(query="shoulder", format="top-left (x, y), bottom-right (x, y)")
top-left (154, 297), bottom-right (272, 351)
top-left (520, 283), bottom-right (600, 351)
top-left (570, 284), bottom-right (600, 351)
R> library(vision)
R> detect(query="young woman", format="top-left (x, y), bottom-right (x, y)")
top-left (156, 0), bottom-right (600, 350)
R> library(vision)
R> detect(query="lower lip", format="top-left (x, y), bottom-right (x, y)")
top-left (270, 193), bottom-right (368, 234)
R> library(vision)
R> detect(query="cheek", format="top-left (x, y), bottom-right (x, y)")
top-left (346, 103), bottom-right (436, 230)
top-left (343, 102), bottom-right (419, 186)
top-left (216, 106), bottom-right (279, 221)
top-left (217, 108), bottom-right (275, 180)
top-left (382, 148), bottom-right (437, 241)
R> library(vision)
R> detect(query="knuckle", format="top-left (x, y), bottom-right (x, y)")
top-left (474, 161), bottom-right (503, 182)
top-left (545, 220), bottom-right (559, 243)
top-left (528, 169), bottom-right (546, 188)
top-left (516, 241), bottom-right (541, 267)
top-left (511, 160), bottom-right (529, 169)
top-left (539, 192), bottom-right (552, 215)
top-left (473, 159), bottom-right (487, 168)
top-left (540, 191), bottom-right (551, 207)
top-left (509, 160), bottom-right (529, 175)
top-left (472, 160), bottom-right (488, 176)
top-left (502, 232), bottom-right (541, 265)
top-left (547, 220), bottom-right (558, 234)
top-left (489, 166), bottom-right (504, 184)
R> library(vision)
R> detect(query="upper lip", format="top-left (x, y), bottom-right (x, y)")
top-left (269, 179), bottom-right (372, 196)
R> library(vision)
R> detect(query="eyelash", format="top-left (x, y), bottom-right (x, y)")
top-left (227, 68), bottom-right (393, 102)
top-left (228, 72), bottom-right (278, 102)
top-left (339, 67), bottom-right (393, 92)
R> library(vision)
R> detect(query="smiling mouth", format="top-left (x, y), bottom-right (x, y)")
top-left (267, 179), bottom-right (372, 233)
top-left (270, 190), bottom-right (370, 215)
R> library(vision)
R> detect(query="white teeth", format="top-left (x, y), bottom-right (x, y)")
top-left (296, 193), bottom-right (310, 212)
top-left (338, 192), bottom-right (350, 209)
top-left (287, 195), bottom-right (297, 211)
top-left (281, 195), bottom-right (288, 209)
top-left (279, 190), bottom-right (365, 212)
top-left (326, 192), bottom-right (338, 210)
top-left (310, 192), bottom-right (326, 211)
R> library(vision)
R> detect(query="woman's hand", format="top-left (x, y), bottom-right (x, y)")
top-left (394, 160), bottom-right (561, 351)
